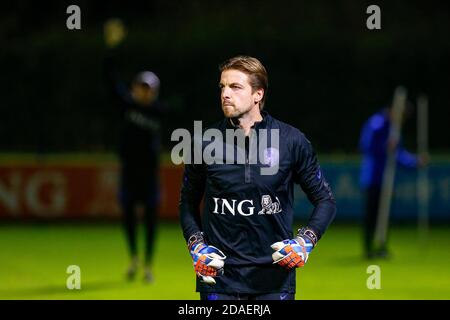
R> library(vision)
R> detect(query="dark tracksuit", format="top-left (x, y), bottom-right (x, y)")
top-left (105, 53), bottom-right (164, 264)
top-left (359, 109), bottom-right (418, 255)
top-left (180, 111), bottom-right (336, 299)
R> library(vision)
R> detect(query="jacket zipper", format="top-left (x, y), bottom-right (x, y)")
top-left (245, 135), bottom-right (251, 183)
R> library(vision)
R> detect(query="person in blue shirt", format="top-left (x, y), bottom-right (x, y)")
top-left (359, 103), bottom-right (427, 259)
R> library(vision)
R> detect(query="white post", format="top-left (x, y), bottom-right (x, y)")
top-left (374, 86), bottom-right (407, 249)
top-left (417, 94), bottom-right (429, 243)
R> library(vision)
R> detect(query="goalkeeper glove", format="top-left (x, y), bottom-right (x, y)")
top-left (271, 227), bottom-right (318, 269)
top-left (188, 232), bottom-right (226, 285)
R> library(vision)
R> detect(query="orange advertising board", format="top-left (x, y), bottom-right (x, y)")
top-left (0, 162), bottom-right (183, 220)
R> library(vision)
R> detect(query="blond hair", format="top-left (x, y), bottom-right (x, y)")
top-left (219, 56), bottom-right (268, 110)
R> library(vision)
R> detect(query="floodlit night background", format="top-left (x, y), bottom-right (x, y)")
top-left (0, 1), bottom-right (449, 299)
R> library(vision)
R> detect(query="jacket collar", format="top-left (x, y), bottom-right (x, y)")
top-left (225, 110), bottom-right (270, 130)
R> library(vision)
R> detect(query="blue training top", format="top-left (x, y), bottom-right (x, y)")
top-left (359, 109), bottom-right (418, 188)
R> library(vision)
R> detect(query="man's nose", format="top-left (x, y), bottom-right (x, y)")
top-left (221, 86), bottom-right (231, 99)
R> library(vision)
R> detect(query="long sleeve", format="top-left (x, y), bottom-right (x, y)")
top-left (179, 159), bottom-right (206, 242)
top-left (103, 49), bottom-right (132, 106)
top-left (396, 145), bottom-right (419, 169)
top-left (292, 132), bottom-right (337, 238)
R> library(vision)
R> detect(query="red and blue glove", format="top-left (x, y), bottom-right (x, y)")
top-left (188, 232), bottom-right (226, 285)
top-left (271, 227), bottom-right (318, 269)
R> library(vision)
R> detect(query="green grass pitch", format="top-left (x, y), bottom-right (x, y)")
top-left (0, 223), bottom-right (449, 300)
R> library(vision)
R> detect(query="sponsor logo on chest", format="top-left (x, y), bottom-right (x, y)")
top-left (212, 195), bottom-right (282, 216)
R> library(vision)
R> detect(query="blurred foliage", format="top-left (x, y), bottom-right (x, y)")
top-left (1, 0), bottom-right (449, 153)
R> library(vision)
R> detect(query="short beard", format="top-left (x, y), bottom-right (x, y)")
top-left (223, 104), bottom-right (253, 121)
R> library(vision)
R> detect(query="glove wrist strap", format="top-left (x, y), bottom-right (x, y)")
top-left (296, 227), bottom-right (319, 247)
top-left (188, 231), bottom-right (205, 251)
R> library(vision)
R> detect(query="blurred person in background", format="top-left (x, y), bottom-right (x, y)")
top-left (103, 18), bottom-right (165, 282)
top-left (359, 101), bottom-right (428, 260)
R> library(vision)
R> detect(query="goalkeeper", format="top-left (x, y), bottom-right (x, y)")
top-left (179, 56), bottom-right (336, 300)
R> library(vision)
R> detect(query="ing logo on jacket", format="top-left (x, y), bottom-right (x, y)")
top-left (212, 195), bottom-right (282, 216)
top-left (258, 195), bottom-right (282, 215)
